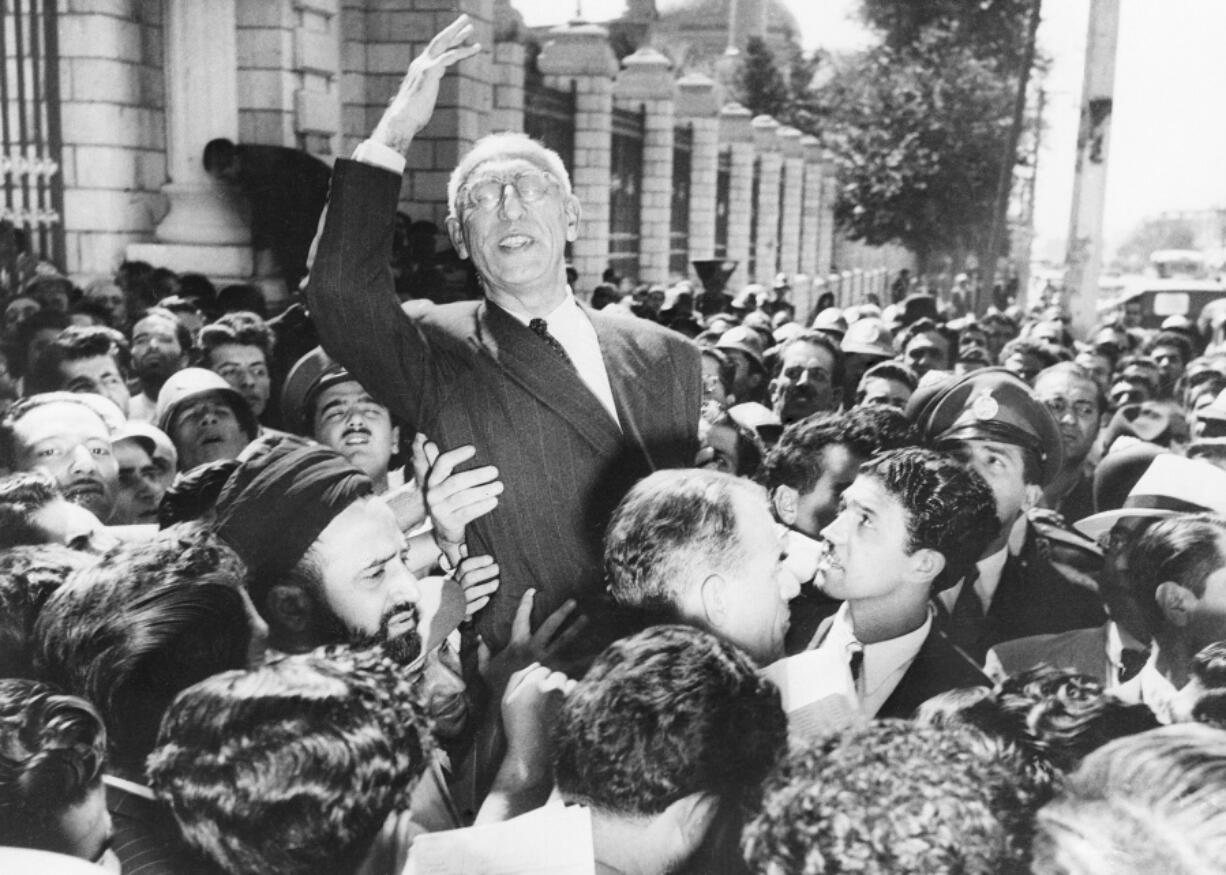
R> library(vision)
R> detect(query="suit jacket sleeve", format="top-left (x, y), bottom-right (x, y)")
top-left (305, 158), bottom-right (453, 430)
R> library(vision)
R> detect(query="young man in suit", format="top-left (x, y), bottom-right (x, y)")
top-left (810, 446), bottom-right (999, 719)
top-left (306, 16), bottom-right (701, 652)
top-left (908, 368), bottom-right (1106, 661)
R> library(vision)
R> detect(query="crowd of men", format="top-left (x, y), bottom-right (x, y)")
top-left (1, 14), bottom-right (1226, 874)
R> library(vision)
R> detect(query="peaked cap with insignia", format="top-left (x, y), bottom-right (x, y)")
top-left (905, 367), bottom-right (1064, 486)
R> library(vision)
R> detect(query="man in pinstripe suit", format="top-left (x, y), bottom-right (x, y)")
top-left (306, 16), bottom-right (701, 651)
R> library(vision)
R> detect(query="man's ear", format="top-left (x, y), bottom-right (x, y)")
top-left (390, 424), bottom-right (401, 448)
top-left (1156, 581), bottom-right (1195, 627)
top-left (908, 547), bottom-right (946, 587)
top-left (655, 791), bottom-right (720, 861)
top-left (1021, 483), bottom-right (1044, 513)
top-left (266, 584), bottom-right (314, 635)
top-left (444, 216), bottom-right (469, 260)
top-left (768, 377), bottom-right (784, 407)
top-left (698, 573), bottom-right (727, 627)
top-left (563, 194), bottom-right (582, 243)
top-left (771, 485), bottom-right (798, 527)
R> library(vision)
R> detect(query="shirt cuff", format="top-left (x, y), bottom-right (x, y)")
top-left (352, 139), bottom-right (407, 176)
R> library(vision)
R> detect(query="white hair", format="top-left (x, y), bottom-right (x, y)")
top-left (446, 132), bottom-right (573, 220)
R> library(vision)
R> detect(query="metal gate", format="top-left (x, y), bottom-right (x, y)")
top-left (714, 147), bottom-right (730, 259)
top-left (748, 156), bottom-right (760, 282)
top-left (669, 122), bottom-right (691, 278)
top-left (1, 0), bottom-right (64, 283)
top-left (608, 103), bottom-right (644, 282)
top-left (523, 78), bottom-right (575, 176)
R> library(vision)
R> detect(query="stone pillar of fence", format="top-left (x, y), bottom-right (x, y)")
top-left (676, 72), bottom-right (718, 264)
top-left (799, 134), bottom-right (822, 279)
top-left (816, 155), bottom-right (838, 275)
top-left (614, 47), bottom-right (673, 285)
top-left (777, 125), bottom-right (803, 280)
top-left (751, 115), bottom-right (781, 284)
top-left (57, 0), bottom-right (167, 273)
top-left (719, 102), bottom-right (753, 290)
top-left (126, 0), bottom-right (253, 288)
top-left (490, 40), bottom-right (525, 133)
top-left (538, 22), bottom-right (618, 294)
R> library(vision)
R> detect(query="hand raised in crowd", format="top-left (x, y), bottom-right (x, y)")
top-left (454, 553), bottom-right (500, 617)
top-left (480, 588), bottom-right (589, 704)
top-left (412, 434), bottom-right (504, 564)
top-left (476, 661), bottom-right (574, 824)
top-left (372, 13), bottom-right (482, 155)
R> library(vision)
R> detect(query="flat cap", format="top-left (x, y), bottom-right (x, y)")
top-left (280, 346), bottom-right (354, 436)
top-left (906, 367), bottom-right (1063, 486)
top-left (716, 325), bottom-right (766, 370)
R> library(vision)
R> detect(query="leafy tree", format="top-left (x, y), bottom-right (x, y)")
top-left (734, 36), bottom-right (789, 119)
top-left (812, 29), bottom-right (1017, 270)
top-left (790, 1), bottom-right (1042, 278)
top-left (861, 0), bottom-right (1036, 72)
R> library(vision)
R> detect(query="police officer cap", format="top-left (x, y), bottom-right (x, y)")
top-left (906, 367), bottom-right (1064, 486)
top-left (281, 346), bottom-right (353, 436)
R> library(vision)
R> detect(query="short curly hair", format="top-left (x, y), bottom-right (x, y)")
top-left (552, 625), bottom-right (786, 819)
top-left (760, 407), bottom-right (917, 496)
top-left (33, 531), bottom-right (251, 772)
top-left (0, 678), bottom-right (107, 852)
top-left (917, 666), bottom-right (1159, 795)
top-left (148, 649), bottom-right (432, 875)
top-left (604, 469), bottom-right (767, 613)
top-left (1032, 724), bottom-right (1226, 875)
top-left (742, 721), bottom-right (1035, 874)
top-left (0, 542), bottom-right (94, 677)
top-left (859, 446), bottom-right (999, 591)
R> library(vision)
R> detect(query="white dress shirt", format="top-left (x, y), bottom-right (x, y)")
top-left (939, 514), bottom-right (1028, 614)
top-left (1113, 647), bottom-right (1179, 724)
top-left (351, 140), bottom-right (622, 427)
top-left (817, 603), bottom-right (933, 718)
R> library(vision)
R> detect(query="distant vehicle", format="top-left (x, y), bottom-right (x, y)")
top-left (1098, 278), bottom-right (1226, 333)
top-left (1150, 249), bottom-right (1210, 280)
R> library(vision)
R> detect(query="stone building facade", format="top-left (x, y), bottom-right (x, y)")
top-left (5, 0), bottom-right (905, 313)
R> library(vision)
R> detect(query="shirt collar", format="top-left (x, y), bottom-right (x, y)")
top-left (500, 287), bottom-right (578, 327)
top-left (829, 603), bottom-right (933, 696)
top-left (104, 774), bottom-right (157, 800)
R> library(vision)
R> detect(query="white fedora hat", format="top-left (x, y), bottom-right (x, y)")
top-left (1074, 454), bottom-right (1226, 541)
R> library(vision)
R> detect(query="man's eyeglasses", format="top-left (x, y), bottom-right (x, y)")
top-left (461, 170), bottom-right (557, 212)
top-left (1042, 396), bottom-right (1096, 419)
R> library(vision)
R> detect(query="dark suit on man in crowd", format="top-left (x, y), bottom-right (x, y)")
top-left (305, 20), bottom-right (700, 651)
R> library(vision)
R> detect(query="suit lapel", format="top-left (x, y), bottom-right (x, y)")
top-left (585, 304), bottom-right (660, 469)
top-left (475, 300), bottom-right (623, 457)
top-left (878, 628), bottom-right (992, 719)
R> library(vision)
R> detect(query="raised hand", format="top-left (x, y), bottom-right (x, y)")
top-left (412, 435), bottom-right (504, 555)
top-left (371, 14), bottom-right (482, 155)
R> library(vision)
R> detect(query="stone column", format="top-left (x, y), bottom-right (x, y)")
top-left (676, 72), bottom-right (719, 264)
top-left (816, 155), bottom-right (839, 275)
top-left (777, 125), bottom-right (804, 279)
top-left (799, 134), bottom-right (822, 279)
top-left (127, 0), bottom-right (253, 285)
top-left (490, 40), bottom-right (526, 133)
top-left (719, 102), bottom-right (753, 290)
top-left (751, 114), bottom-right (781, 284)
top-left (615, 47), bottom-right (674, 285)
top-left (56, 0), bottom-right (166, 273)
top-left (538, 22), bottom-right (619, 294)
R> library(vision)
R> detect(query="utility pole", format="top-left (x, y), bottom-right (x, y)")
top-left (1065, 0), bottom-right (1121, 337)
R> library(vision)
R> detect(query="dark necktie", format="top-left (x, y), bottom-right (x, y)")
top-left (947, 577), bottom-right (986, 660)
top-left (528, 318), bottom-right (574, 368)
top-left (847, 641), bottom-right (865, 698)
top-left (1118, 647), bottom-right (1150, 683)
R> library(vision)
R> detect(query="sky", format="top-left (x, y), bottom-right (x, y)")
top-left (512, 0), bottom-right (1226, 263)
